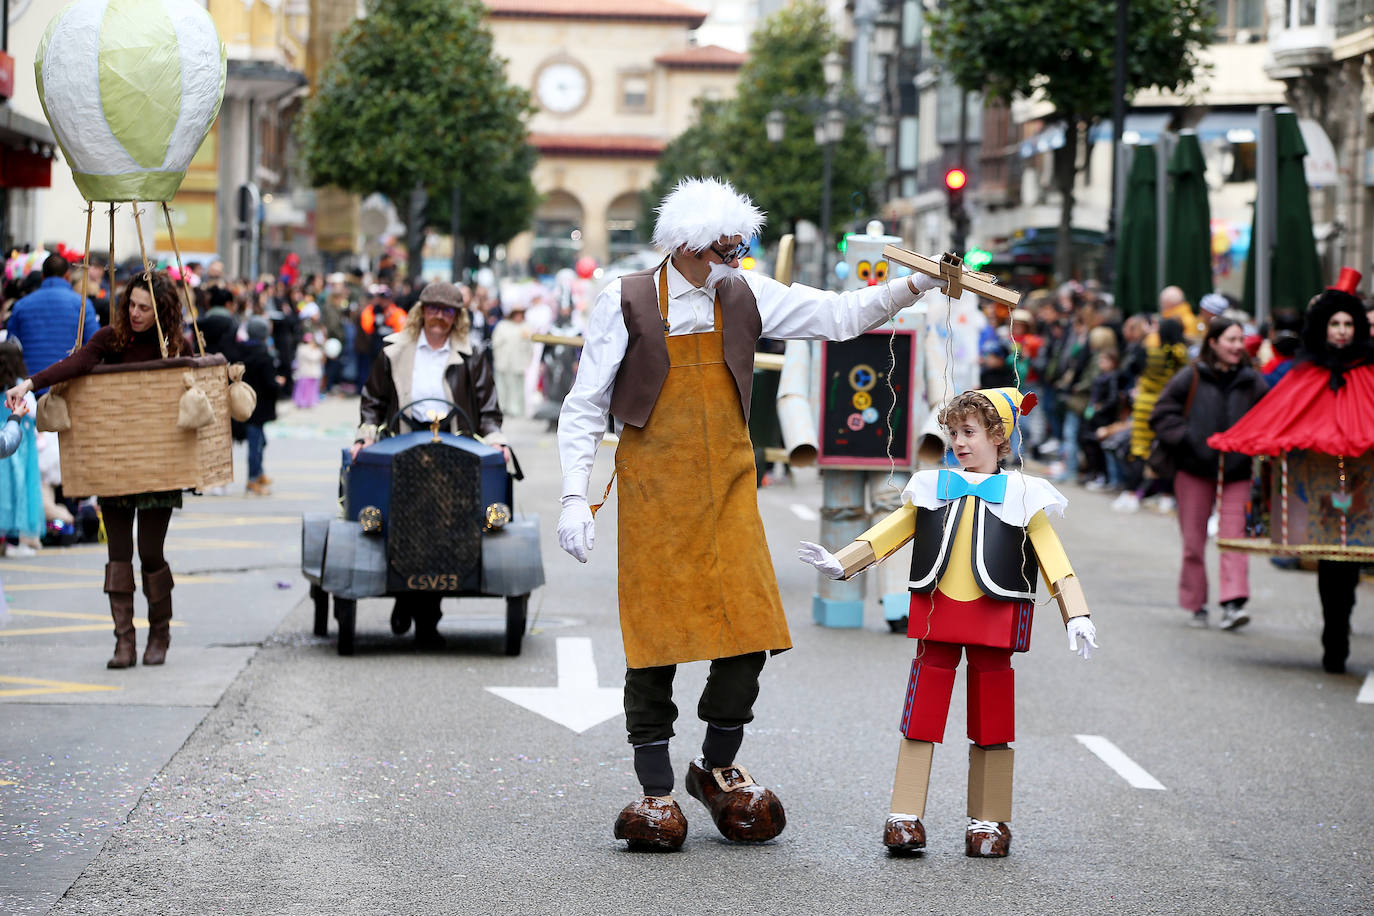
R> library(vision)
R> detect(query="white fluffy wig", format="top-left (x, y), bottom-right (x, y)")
top-left (651, 177), bottom-right (765, 253)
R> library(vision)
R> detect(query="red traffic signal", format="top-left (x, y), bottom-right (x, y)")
top-left (944, 168), bottom-right (968, 191)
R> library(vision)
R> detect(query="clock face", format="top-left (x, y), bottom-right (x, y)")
top-left (536, 62), bottom-right (588, 114)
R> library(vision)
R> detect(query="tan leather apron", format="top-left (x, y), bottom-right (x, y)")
top-left (613, 268), bottom-right (792, 668)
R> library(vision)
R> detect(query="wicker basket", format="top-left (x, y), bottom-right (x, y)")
top-left (56, 354), bottom-right (234, 498)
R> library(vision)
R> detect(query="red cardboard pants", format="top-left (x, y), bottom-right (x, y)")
top-left (900, 640), bottom-right (1014, 746)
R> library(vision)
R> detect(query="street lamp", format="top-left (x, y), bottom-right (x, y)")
top-left (765, 109), bottom-right (786, 144)
top-left (872, 114), bottom-right (895, 149)
top-left (823, 51), bottom-right (844, 89)
top-left (872, 14), bottom-right (899, 57)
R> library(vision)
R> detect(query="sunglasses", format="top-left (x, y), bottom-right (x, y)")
top-left (423, 303), bottom-right (458, 315)
top-left (709, 240), bottom-right (750, 262)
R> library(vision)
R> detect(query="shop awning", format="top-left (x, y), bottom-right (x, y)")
top-left (0, 107), bottom-right (56, 189)
top-left (1084, 111), bottom-right (1173, 146)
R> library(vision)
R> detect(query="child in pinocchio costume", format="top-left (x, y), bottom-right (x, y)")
top-left (800, 388), bottom-right (1098, 857)
top-left (557, 178), bottom-right (945, 851)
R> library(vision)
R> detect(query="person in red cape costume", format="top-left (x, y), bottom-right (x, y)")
top-left (1208, 267), bottom-right (1374, 672)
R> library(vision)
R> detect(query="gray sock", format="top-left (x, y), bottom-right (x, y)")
top-left (701, 724), bottom-right (744, 770)
top-left (633, 741), bottom-right (673, 796)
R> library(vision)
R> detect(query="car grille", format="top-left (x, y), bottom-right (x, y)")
top-left (388, 442), bottom-right (482, 583)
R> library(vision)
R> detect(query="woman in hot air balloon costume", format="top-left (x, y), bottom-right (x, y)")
top-left (20, 0), bottom-right (228, 668)
top-left (1208, 268), bottom-right (1374, 674)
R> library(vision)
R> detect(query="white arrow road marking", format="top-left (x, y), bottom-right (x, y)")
top-left (1074, 735), bottom-right (1166, 790)
top-left (1358, 672), bottom-right (1374, 704)
top-left (487, 637), bottom-right (624, 733)
top-left (790, 504), bottom-right (819, 521)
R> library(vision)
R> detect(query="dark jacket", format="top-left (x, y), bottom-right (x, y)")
top-left (358, 330), bottom-right (504, 442)
top-left (236, 340), bottom-right (278, 427)
top-left (1150, 361), bottom-right (1268, 482)
top-left (196, 307), bottom-right (239, 360)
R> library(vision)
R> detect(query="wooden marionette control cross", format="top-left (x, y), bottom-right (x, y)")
top-left (882, 245), bottom-right (1023, 309)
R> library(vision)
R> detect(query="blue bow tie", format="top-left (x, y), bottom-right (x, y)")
top-left (936, 469), bottom-right (1007, 504)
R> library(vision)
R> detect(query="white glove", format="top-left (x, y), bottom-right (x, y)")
top-left (908, 272), bottom-right (946, 294)
top-left (557, 495), bottom-right (595, 563)
top-left (1066, 617), bottom-right (1098, 660)
top-left (797, 541), bottom-right (845, 579)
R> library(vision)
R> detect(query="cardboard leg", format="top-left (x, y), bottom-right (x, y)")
top-left (967, 666), bottom-right (1015, 746)
top-left (890, 738), bottom-right (935, 818)
top-left (900, 658), bottom-right (957, 742)
top-left (967, 744), bottom-right (1014, 822)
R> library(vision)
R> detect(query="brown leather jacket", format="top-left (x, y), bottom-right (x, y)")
top-left (357, 330), bottom-right (505, 444)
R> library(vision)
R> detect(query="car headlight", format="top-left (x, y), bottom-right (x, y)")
top-left (359, 505), bottom-right (383, 535)
top-left (485, 502), bottom-right (511, 531)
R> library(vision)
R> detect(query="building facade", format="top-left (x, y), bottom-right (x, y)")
top-left (867, 0), bottom-right (1346, 299)
top-left (1265, 0), bottom-right (1374, 280)
top-left (485, 0), bottom-right (744, 272)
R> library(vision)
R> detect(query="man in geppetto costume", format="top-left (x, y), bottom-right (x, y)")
top-left (556, 177), bottom-right (946, 850)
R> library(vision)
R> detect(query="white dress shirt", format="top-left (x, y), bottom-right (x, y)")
top-left (410, 335), bottom-right (453, 422)
top-left (558, 259), bottom-right (927, 498)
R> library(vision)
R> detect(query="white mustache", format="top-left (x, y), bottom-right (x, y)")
top-left (704, 261), bottom-right (745, 291)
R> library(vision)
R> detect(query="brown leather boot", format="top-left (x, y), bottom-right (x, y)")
top-left (104, 562), bottom-right (137, 669)
top-left (684, 757), bottom-right (786, 843)
top-left (141, 565), bottom-right (174, 666)
top-left (613, 795), bottom-right (688, 851)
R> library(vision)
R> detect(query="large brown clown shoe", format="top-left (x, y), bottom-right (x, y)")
top-left (883, 815), bottom-right (927, 854)
top-left (614, 795), bottom-right (688, 851)
top-left (685, 757), bottom-right (786, 843)
top-left (965, 819), bottom-right (1012, 858)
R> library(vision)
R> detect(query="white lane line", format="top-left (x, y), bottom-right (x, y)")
top-left (1074, 735), bottom-right (1166, 790)
top-left (790, 504), bottom-right (819, 521)
top-left (1358, 672), bottom-right (1374, 704)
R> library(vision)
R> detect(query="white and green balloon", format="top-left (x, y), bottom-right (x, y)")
top-left (35, 0), bottom-right (226, 203)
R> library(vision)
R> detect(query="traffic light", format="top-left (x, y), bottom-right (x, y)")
top-left (944, 167), bottom-right (967, 220)
top-left (965, 247), bottom-right (993, 270)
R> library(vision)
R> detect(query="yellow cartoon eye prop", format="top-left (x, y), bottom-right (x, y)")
top-left (873, 260), bottom-right (889, 282)
top-left (856, 260), bottom-right (873, 282)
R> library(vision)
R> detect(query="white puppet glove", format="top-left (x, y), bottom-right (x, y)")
top-left (909, 272), bottom-right (946, 294)
top-left (797, 541), bottom-right (845, 579)
top-left (557, 495), bottom-right (595, 563)
top-left (1066, 617), bottom-right (1098, 660)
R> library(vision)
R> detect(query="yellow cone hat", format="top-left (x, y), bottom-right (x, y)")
top-left (973, 387), bottom-right (1038, 439)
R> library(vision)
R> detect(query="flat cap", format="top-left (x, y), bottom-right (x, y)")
top-left (418, 281), bottom-right (463, 309)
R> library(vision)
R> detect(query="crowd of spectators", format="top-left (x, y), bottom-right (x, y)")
top-left (976, 278), bottom-right (1365, 515)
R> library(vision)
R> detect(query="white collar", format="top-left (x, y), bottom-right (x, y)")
top-left (902, 468), bottom-right (1068, 527)
top-left (664, 257), bottom-right (706, 300)
top-left (417, 334), bottom-right (451, 354)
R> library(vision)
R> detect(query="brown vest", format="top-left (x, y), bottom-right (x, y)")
top-left (608, 263), bottom-right (762, 428)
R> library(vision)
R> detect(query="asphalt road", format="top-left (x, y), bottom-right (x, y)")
top-left (3, 395), bottom-right (1371, 915)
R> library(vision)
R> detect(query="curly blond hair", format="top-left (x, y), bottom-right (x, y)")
top-left (938, 391), bottom-right (1011, 460)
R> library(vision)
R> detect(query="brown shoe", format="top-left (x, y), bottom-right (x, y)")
top-left (684, 757), bottom-right (786, 843)
top-left (613, 795), bottom-right (687, 851)
top-left (883, 814), bottom-right (926, 854)
top-left (965, 819), bottom-right (1011, 858)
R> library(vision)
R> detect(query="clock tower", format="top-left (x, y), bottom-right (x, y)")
top-left (484, 0), bottom-right (745, 271)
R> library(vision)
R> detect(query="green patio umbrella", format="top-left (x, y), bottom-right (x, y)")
top-left (1164, 131), bottom-right (1212, 309)
top-left (1113, 144), bottom-right (1158, 315)
top-left (1242, 111), bottom-right (1322, 316)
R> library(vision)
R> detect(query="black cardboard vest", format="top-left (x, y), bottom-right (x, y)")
top-left (907, 499), bottom-right (1040, 601)
top-left (608, 264), bottom-right (762, 428)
